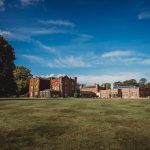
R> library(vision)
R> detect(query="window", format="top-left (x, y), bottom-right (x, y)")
top-left (131, 92), bottom-right (137, 96)
top-left (34, 92), bottom-right (38, 96)
top-left (30, 92), bottom-right (33, 97)
top-left (123, 92), bottom-right (128, 97)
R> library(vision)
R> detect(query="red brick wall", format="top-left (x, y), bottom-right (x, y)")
top-left (29, 77), bottom-right (50, 98)
top-left (80, 84), bottom-right (99, 93)
top-left (50, 76), bottom-right (77, 97)
top-left (110, 89), bottom-right (122, 98)
top-left (140, 88), bottom-right (150, 97)
top-left (29, 78), bottom-right (40, 97)
top-left (121, 88), bottom-right (140, 99)
top-left (99, 89), bottom-right (111, 98)
top-left (60, 76), bottom-right (76, 97)
top-left (51, 78), bottom-right (60, 91)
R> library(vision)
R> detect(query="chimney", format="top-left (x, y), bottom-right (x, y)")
top-left (74, 77), bottom-right (77, 84)
top-left (96, 84), bottom-right (99, 92)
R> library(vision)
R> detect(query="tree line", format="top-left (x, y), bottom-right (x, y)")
top-left (101, 79), bottom-right (150, 89)
top-left (113, 78), bottom-right (150, 88)
top-left (0, 36), bottom-right (32, 97)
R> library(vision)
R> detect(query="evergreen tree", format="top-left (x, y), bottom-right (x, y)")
top-left (0, 36), bottom-right (17, 97)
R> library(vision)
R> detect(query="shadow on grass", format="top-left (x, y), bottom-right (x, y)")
top-left (0, 123), bottom-right (74, 150)
top-left (115, 128), bottom-right (150, 150)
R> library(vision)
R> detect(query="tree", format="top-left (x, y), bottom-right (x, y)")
top-left (113, 79), bottom-right (138, 87)
top-left (123, 79), bottom-right (138, 86)
top-left (13, 66), bottom-right (33, 96)
top-left (139, 78), bottom-right (147, 84)
top-left (139, 78), bottom-right (147, 88)
top-left (113, 81), bottom-right (123, 87)
top-left (0, 36), bottom-right (17, 97)
top-left (101, 83), bottom-right (111, 89)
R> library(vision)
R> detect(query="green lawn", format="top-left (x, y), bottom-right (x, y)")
top-left (0, 99), bottom-right (150, 150)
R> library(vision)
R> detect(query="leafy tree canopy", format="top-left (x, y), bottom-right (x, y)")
top-left (113, 81), bottom-right (123, 87)
top-left (101, 83), bottom-right (111, 89)
top-left (13, 66), bottom-right (33, 95)
top-left (139, 78), bottom-right (147, 84)
top-left (123, 79), bottom-right (138, 86)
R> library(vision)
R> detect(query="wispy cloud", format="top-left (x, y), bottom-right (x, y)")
top-left (20, 0), bottom-right (44, 7)
top-left (0, 27), bottom-right (70, 42)
top-left (71, 33), bottom-right (94, 43)
top-left (101, 50), bottom-right (134, 58)
top-left (100, 50), bottom-right (150, 66)
top-left (15, 27), bottom-right (69, 35)
top-left (138, 12), bottom-right (150, 20)
top-left (36, 41), bottom-right (59, 54)
top-left (30, 28), bottom-right (68, 35)
top-left (39, 19), bottom-right (75, 27)
top-left (141, 58), bottom-right (150, 65)
top-left (22, 54), bottom-right (91, 68)
top-left (47, 56), bottom-right (91, 68)
top-left (0, 0), bottom-right (5, 11)
top-left (22, 54), bottom-right (45, 63)
top-left (80, 34), bottom-right (94, 39)
top-left (0, 30), bottom-right (11, 36)
top-left (22, 48), bottom-right (150, 73)
top-left (0, 29), bottom-right (33, 42)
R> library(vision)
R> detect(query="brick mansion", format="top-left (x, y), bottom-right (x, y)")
top-left (29, 76), bottom-right (77, 98)
top-left (29, 76), bottom-right (150, 99)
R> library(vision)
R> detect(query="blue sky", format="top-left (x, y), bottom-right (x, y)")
top-left (1, 0), bottom-right (150, 84)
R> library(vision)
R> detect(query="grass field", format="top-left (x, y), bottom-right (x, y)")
top-left (0, 99), bottom-right (150, 150)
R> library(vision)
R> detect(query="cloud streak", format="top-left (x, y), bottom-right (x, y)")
top-left (36, 41), bottom-right (59, 54)
top-left (47, 56), bottom-right (91, 68)
top-left (101, 50), bottom-right (134, 58)
top-left (22, 54), bottom-right (91, 68)
top-left (39, 19), bottom-right (75, 27)
top-left (0, 30), bottom-right (11, 36)
top-left (20, 0), bottom-right (44, 7)
top-left (30, 28), bottom-right (68, 35)
top-left (138, 12), bottom-right (150, 20)
top-left (0, 27), bottom-right (71, 42)
top-left (141, 58), bottom-right (150, 65)
top-left (100, 50), bottom-right (150, 65)
top-left (0, 0), bottom-right (5, 11)
top-left (22, 54), bottom-right (45, 63)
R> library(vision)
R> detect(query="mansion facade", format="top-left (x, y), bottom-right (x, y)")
top-left (29, 76), bottom-right (77, 98)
